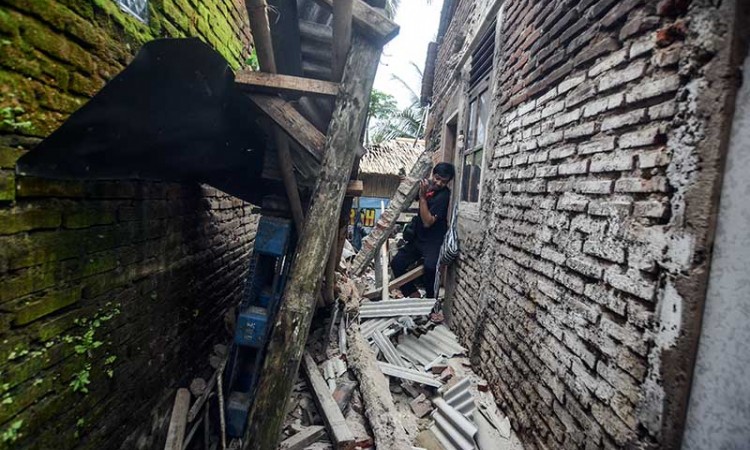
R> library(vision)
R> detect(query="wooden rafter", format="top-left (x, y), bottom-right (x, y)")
top-left (313, 0), bottom-right (399, 45)
top-left (236, 71), bottom-right (339, 97)
top-left (244, 31), bottom-right (386, 449)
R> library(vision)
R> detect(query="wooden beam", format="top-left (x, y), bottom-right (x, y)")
top-left (249, 94), bottom-right (326, 162)
top-left (346, 326), bottom-right (412, 449)
top-left (363, 265), bottom-right (424, 299)
top-left (246, 0), bottom-right (305, 232)
top-left (351, 149), bottom-right (435, 275)
top-left (164, 388), bottom-right (191, 450)
top-left (243, 32), bottom-right (382, 450)
top-left (302, 353), bottom-right (356, 449)
top-left (345, 180), bottom-right (364, 197)
top-left (235, 71), bottom-right (339, 97)
top-left (279, 426), bottom-right (327, 450)
top-left (332, 0), bottom-right (353, 81)
top-left (313, 0), bottom-right (399, 45)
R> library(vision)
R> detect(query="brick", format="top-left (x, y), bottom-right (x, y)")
top-left (529, 150), bottom-right (549, 163)
top-left (582, 93), bottom-right (624, 118)
top-left (559, 160), bottom-right (589, 175)
top-left (625, 74), bottom-right (680, 103)
top-left (566, 255), bottom-right (604, 279)
top-left (554, 267), bottom-right (585, 294)
top-left (565, 83), bottom-right (597, 107)
top-left (536, 165), bottom-right (558, 178)
top-left (0, 206), bottom-right (62, 235)
top-left (0, 146), bottom-right (26, 168)
top-left (604, 268), bottom-right (656, 300)
top-left (633, 200), bottom-right (668, 218)
top-left (619, 125), bottom-right (666, 148)
top-left (653, 45), bottom-right (681, 67)
top-left (538, 130), bottom-right (565, 147)
top-left (597, 61), bottom-right (647, 92)
top-left (601, 0), bottom-right (643, 28)
top-left (588, 200), bottom-right (632, 217)
top-left (583, 239), bottom-right (626, 263)
top-left (558, 74), bottom-right (586, 94)
top-left (601, 108), bottom-right (647, 131)
top-left (555, 108), bottom-right (583, 128)
top-left (542, 100), bottom-right (566, 119)
top-left (629, 34), bottom-right (657, 59)
top-left (541, 246), bottom-right (567, 265)
top-left (648, 100), bottom-right (677, 119)
top-left (579, 136), bottom-right (616, 155)
top-left (565, 122), bottom-right (596, 139)
top-left (591, 402), bottom-right (636, 446)
top-left (557, 193), bottom-right (588, 212)
top-left (549, 144), bottom-right (577, 160)
top-left (583, 283), bottom-right (627, 316)
top-left (589, 153), bottom-right (634, 173)
top-left (620, 14), bottom-right (660, 41)
top-left (574, 37), bottom-right (619, 67)
top-left (0, 170), bottom-right (15, 201)
top-left (614, 176), bottom-right (668, 192)
top-left (11, 288), bottom-right (82, 326)
top-left (638, 148), bottom-right (671, 168)
top-left (571, 215), bottom-right (606, 235)
top-left (576, 180), bottom-right (613, 194)
top-left (588, 49), bottom-right (628, 78)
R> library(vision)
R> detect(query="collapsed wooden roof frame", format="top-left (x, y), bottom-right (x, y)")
top-left (238, 1), bottom-right (398, 448)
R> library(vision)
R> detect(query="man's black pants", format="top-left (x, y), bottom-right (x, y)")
top-left (391, 240), bottom-right (440, 298)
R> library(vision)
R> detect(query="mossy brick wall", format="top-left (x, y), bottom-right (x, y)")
top-left (0, 0), bottom-right (260, 448)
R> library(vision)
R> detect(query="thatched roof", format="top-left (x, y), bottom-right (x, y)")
top-left (360, 138), bottom-right (424, 176)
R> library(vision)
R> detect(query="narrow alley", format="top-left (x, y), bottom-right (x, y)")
top-left (0, 0), bottom-right (748, 449)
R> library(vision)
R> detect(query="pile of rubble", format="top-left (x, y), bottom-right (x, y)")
top-left (277, 283), bottom-right (524, 450)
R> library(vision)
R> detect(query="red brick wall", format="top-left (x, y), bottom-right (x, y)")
top-left (427, 0), bottom-right (740, 448)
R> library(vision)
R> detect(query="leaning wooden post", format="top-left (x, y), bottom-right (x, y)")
top-left (243, 32), bottom-right (387, 449)
top-left (350, 148), bottom-right (435, 275)
top-left (332, 0), bottom-right (353, 81)
top-left (246, 0), bottom-right (306, 232)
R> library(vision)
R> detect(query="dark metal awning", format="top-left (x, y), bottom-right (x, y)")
top-left (16, 38), bottom-right (276, 204)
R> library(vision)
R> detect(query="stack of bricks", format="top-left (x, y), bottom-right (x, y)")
top-left (0, 0), bottom-right (257, 448)
top-left (429, 0), bottom-right (737, 448)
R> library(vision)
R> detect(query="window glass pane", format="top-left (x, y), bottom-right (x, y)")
top-left (470, 149), bottom-right (483, 202)
top-left (466, 100), bottom-right (477, 151)
top-left (461, 154), bottom-right (472, 202)
top-left (476, 91), bottom-right (489, 147)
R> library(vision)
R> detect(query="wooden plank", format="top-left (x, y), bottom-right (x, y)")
top-left (235, 71), bottom-right (339, 97)
top-left (302, 353), bottom-right (356, 449)
top-left (279, 425), bottom-right (327, 450)
top-left (243, 32), bottom-right (383, 450)
top-left (164, 388), bottom-right (191, 450)
top-left (351, 149), bottom-right (435, 275)
top-left (363, 265), bottom-right (424, 299)
top-left (249, 94), bottom-right (326, 162)
top-left (313, 0), bottom-right (399, 45)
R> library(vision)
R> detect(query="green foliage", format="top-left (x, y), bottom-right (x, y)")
top-left (0, 105), bottom-right (33, 132)
top-left (245, 47), bottom-right (260, 71)
top-left (368, 89), bottom-right (399, 121)
top-left (1, 419), bottom-right (23, 444)
top-left (367, 63), bottom-right (427, 144)
top-left (70, 364), bottom-right (91, 393)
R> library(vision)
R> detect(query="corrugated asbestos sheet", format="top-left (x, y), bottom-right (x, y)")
top-left (372, 330), bottom-right (407, 367)
top-left (361, 318), bottom-right (397, 339)
top-left (377, 362), bottom-right (443, 388)
top-left (396, 325), bottom-right (466, 368)
top-left (430, 397), bottom-right (478, 450)
top-left (442, 377), bottom-right (475, 418)
top-left (359, 299), bottom-right (437, 319)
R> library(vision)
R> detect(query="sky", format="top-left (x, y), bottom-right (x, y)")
top-left (373, 0), bottom-right (445, 109)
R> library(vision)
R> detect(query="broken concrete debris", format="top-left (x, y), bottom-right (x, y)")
top-left (273, 274), bottom-right (519, 450)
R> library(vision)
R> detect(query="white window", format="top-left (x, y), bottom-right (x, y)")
top-left (116, 0), bottom-right (149, 23)
top-left (460, 20), bottom-right (496, 204)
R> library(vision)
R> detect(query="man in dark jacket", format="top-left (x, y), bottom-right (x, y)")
top-left (391, 162), bottom-right (455, 298)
